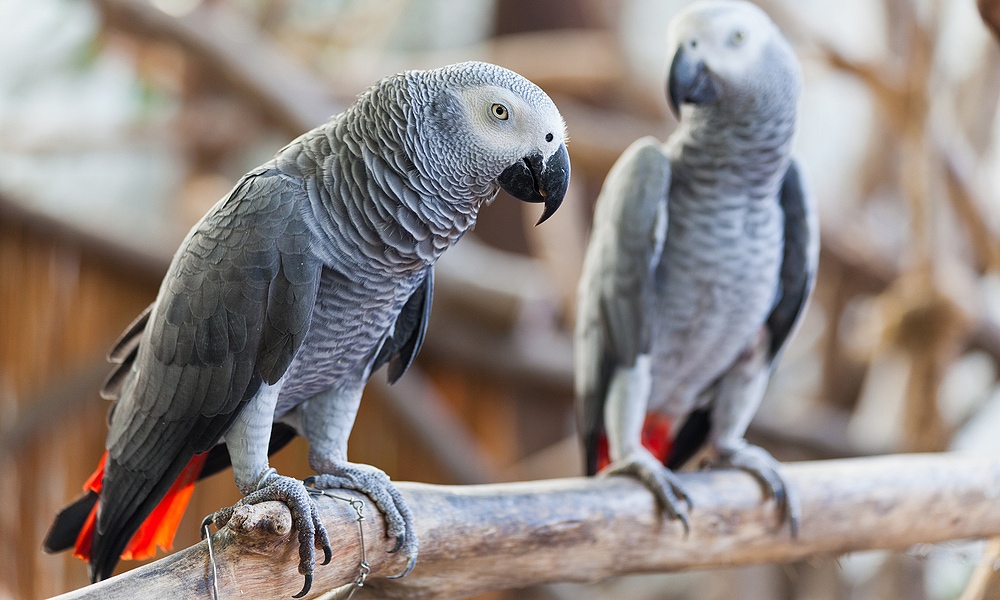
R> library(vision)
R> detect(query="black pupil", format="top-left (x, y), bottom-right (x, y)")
top-left (545, 133), bottom-right (553, 142)
top-left (496, 105), bottom-right (505, 116)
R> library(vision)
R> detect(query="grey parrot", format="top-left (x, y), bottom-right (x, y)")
top-left (44, 61), bottom-right (569, 596)
top-left (574, 0), bottom-right (817, 534)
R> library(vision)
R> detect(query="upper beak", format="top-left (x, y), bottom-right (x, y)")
top-left (667, 45), bottom-right (721, 118)
top-left (497, 142), bottom-right (570, 225)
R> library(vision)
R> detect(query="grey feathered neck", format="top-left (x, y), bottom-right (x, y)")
top-left (670, 43), bottom-right (798, 194)
top-left (286, 67), bottom-right (502, 271)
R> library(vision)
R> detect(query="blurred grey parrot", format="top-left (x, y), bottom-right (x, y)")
top-left (575, 0), bottom-right (817, 534)
top-left (44, 61), bottom-right (569, 596)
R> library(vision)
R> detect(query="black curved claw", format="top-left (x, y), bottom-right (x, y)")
top-left (708, 443), bottom-right (800, 538)
top-left (677, 486), bottom-right (694, 512)
top-left (217, 474), bottom-right (329, 598)
top-left (387, 553), bottom-right (417, 580)
top-left (674, 510), bottom-right (691, 538)
top-left (292, 573), bottom-right (312, 599)
top-left (307, 465), bottom-right (419, 580)
top-left (655, 487), bottom-right (691, 538)
top-left (775, 485), bottom-right (800, 539)
top-left (603, 450), bottom-right (692, 535)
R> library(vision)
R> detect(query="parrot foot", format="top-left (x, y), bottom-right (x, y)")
top-left (704, 442), bottom-right (799, 537)
top-left (306, 462), bottom-right (418, 578)
top-left (603, 449), bottom-right (692, 534)
top-left (208, 471), bottom-right (332, 598)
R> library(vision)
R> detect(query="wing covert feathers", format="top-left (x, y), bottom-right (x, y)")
top-left (575, 137), bottom-right (671, 474)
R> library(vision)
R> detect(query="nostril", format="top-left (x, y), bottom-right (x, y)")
top-left (545, 133), bottom-right (554, 143)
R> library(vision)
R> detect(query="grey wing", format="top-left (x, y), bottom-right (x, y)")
top-left (574, 137), bottom-right (671, 474)
top-left (766, 159), bottom-right (819, 360)
top-left (91, 169), bottom-right (323, 580)
top-left (372, 266), bottom-right (433, 384)
top-left (100, 304), bottom-right (152, 402)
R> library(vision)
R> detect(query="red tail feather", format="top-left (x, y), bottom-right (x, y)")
top-left (595, 413), bottom-right (674, 472)
top-left (73, 451), bottom-right (208, 562)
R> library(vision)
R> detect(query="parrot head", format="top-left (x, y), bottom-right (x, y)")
top-left (664, 0), bottom-right (800, 119)
top-left (412, 61), bottom-right (570, 225)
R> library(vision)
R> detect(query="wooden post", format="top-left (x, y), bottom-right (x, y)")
top-left (980, 0), bottom-right (1000, 41)
top-left (50, 453), bottom-right (1000, 600)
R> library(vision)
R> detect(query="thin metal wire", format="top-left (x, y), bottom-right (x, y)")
top-left (308, 489), bottom-right (370, 600)
top-left (200, 468), bottom-right (277, 598)
top-left (201, 516), bottom-right (220, 600)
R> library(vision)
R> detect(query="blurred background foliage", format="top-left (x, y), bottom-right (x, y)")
top-left (2, 0), bottom-right (1000, 598)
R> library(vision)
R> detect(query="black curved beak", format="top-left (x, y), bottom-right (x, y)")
top-left (498, 143), bottom-right (570, 225)
top-left (667, 45), bottom-right (721, 118)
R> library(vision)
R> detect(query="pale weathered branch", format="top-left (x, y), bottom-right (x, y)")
top-left (50, 453), bottom-right (1000, 600)
top-left (95, 0), bottom-right (340, 134)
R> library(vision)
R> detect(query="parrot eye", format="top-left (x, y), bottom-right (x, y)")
top-left (491, 103), bottom-right (509, 120)
top-left (731, 29), bottom-right (746, 45)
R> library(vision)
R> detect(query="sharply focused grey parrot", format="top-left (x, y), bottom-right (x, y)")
top-left (575, 0), bottom-right (817, 533)
top-left (44, 61), bottom-right (569, 596)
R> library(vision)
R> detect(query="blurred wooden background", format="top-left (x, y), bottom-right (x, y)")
top-left (3, 0), bottom-right (1000, 599)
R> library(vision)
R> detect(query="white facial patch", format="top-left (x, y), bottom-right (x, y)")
top-left (458, 84), bottom-right (566, 161)
top-left (666, 0), bottom-right (779, 82)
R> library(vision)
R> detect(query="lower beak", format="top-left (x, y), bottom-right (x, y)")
top-left (498, 143), bottom-right (570, 225)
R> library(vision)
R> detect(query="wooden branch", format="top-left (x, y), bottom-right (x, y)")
top-left (95, 0), bottom-right (340, 134)
top-left (980, 0), bottom-right (1000, 43)
top-left (51, 453), bottom-right (1000, 600)
top-left (930, 105), bottom-right (1000, 273)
